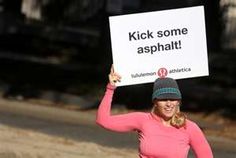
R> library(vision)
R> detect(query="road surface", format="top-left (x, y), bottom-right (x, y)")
top-left (0, 98), bottom-right (235, 158)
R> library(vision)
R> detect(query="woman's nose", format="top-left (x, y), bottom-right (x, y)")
top-left (166, 100), bottom-right (171, 106)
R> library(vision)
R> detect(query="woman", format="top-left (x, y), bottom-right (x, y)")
top-left (96, 66), bottom-right (213, 158)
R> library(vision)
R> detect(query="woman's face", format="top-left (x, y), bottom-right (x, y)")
top-left (153, 99), bottom-right (180, 120)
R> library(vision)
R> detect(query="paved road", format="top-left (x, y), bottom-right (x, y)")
top-left (0, 98), bottom-right (235, 158)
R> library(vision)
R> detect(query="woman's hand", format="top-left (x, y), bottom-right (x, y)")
top-left (108, 64), bottom-right (121, 86)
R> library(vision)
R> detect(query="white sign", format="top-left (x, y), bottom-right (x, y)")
top-left (109, 6), bottom-right (208, 86)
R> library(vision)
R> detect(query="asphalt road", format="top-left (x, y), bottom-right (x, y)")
top-left (0, 98), bottom-right (235, 158)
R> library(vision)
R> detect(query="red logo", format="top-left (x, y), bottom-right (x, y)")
top-left (157, 68), bottom-right (168, 78)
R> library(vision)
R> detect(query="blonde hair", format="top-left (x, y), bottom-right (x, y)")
top-left (170, 106), bottom-right (187, 128)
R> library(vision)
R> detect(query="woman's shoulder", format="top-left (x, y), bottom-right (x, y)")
top-left (128, 111), bottom-right (150, 117)
top-left (125, 111), bottom-right (151, 120)
top-left (185, 119), bottom-right (201, 130)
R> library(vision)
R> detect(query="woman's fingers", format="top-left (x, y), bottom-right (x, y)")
top-left (109, 73), bottom-right (120, 83)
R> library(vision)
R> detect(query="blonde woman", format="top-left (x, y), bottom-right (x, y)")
top-left (96, 65), bottom-right (213, 158)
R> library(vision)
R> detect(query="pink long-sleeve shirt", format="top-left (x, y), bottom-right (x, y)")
top-left (96, 84), bottom-right (213, 158)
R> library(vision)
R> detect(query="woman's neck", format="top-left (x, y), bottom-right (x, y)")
top-left (160, 117), bottom-right (172, 127)
top-left (151, 111), bottom-right (172, 127)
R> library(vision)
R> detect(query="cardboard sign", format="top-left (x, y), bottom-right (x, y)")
top-left (109, 6), bottom-right (208, 86)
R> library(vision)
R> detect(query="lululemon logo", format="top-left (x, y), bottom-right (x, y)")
top-left (158, 68), bottom-right (168, 78)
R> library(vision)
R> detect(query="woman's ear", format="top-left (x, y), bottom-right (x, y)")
top-left (152, 100), bottom-right (158, 108)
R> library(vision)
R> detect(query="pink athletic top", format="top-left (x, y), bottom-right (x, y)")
top-left (96, 84), bottom-right (213, 158)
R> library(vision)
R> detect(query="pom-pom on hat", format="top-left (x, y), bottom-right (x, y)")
top-left (152, 77), bottom-right (181, 101)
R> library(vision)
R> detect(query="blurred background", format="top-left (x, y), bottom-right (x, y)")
top-left (0, 0), bottom-right (235, 119)
top-left (0, 0), bottom-right (235, 157)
